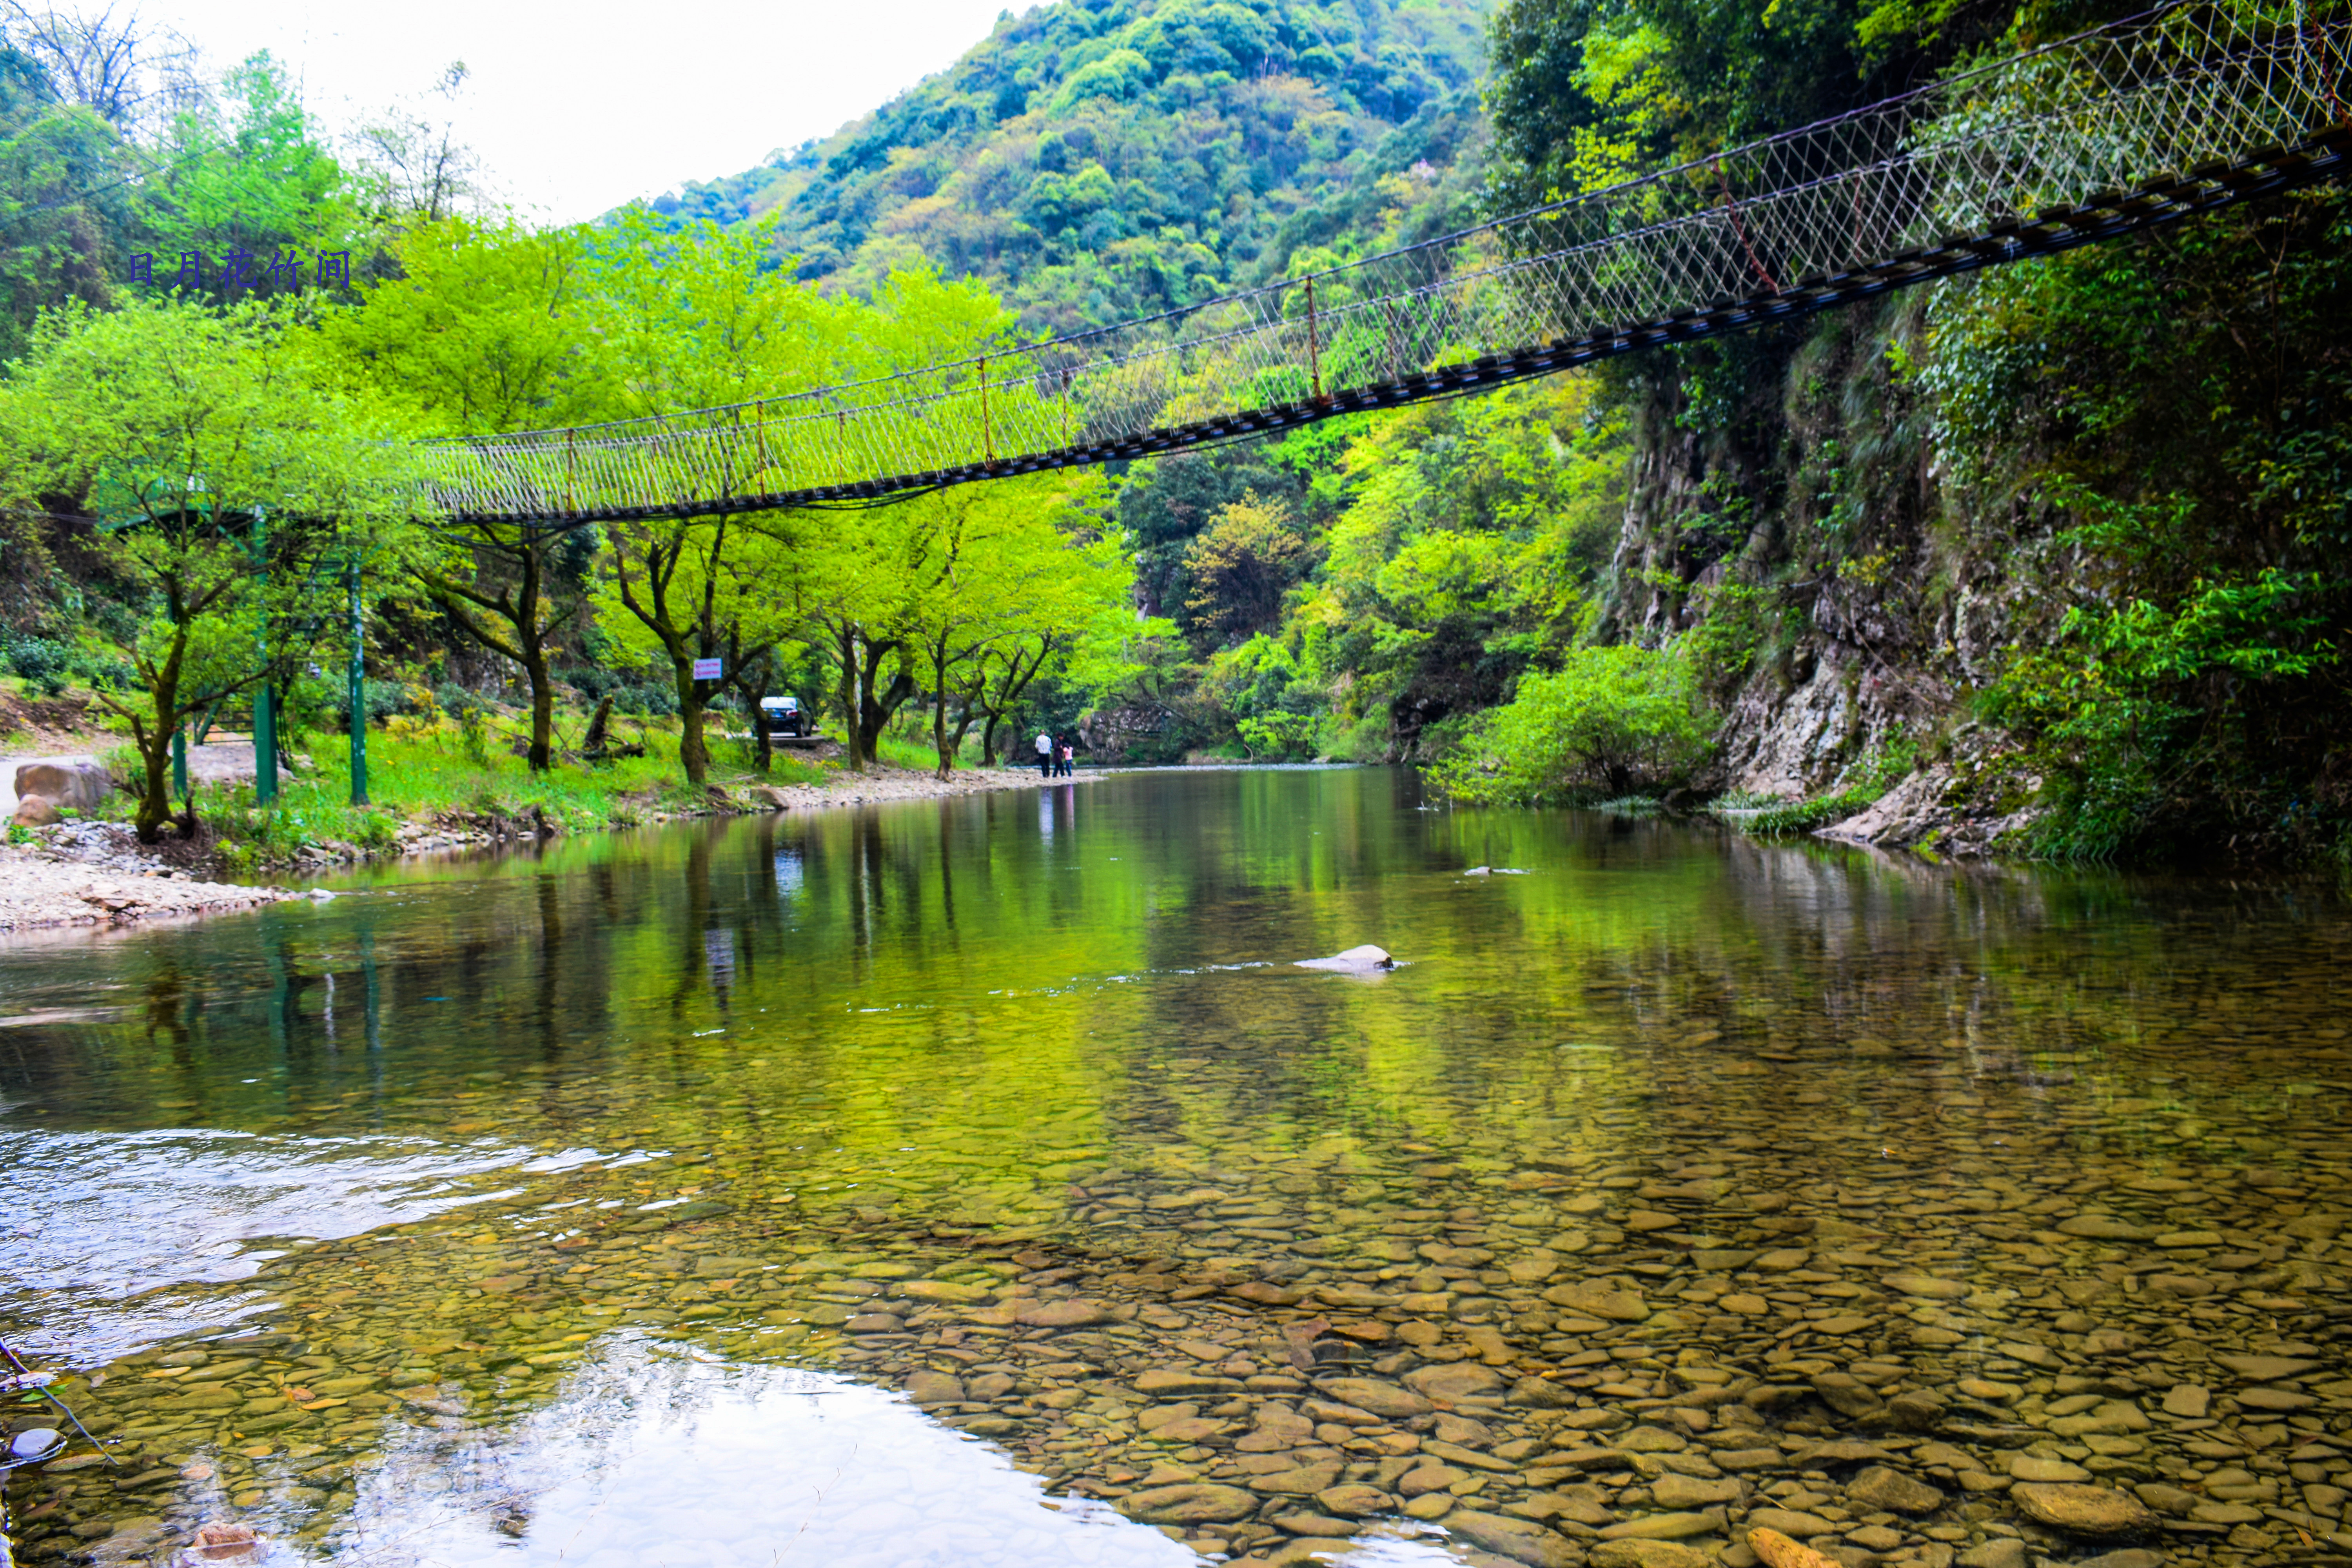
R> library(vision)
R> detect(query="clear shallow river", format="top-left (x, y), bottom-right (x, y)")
top-left (1, 768), bottom-right (2348, 1568)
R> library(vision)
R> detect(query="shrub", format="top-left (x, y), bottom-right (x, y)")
top-left (76, 651), bottom-right (139, 693)
top-left (314, 675), bottom-right (408, 731)
top-left (564, 663), bottom-right (679, 717)
top-left (433, 680), bottom-right (485, 718)
top-left (1432, 646), bottom-right (1711, 804)
top-left (7, 636), bottom-right (72, 695)
top-left (1236, 711), bottom-right (1320, 760)
top-left (620, 679), bottom-right (678, 717)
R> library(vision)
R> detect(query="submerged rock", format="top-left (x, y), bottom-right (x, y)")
top-left (2010, 1483), bottom-right (2158, 1536)
top-left (1118, 1482), bottom-right (1260, 1524)
top-left (1746, 1527), bottom-right (1844, 1568)
top-left (178, 1520), bottom-right (265, 1564)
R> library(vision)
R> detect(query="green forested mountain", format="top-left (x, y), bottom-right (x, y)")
top-left (653, 0), bottom-right (1492, 331)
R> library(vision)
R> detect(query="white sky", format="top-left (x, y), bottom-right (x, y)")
top-left (148, 0), bottom-right (1032, 222)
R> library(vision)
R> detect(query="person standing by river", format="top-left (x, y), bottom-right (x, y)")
top-left (1036, 730), bottom-right (1053, 777)
top-left (1056, 739), bottom-right (1073, 777)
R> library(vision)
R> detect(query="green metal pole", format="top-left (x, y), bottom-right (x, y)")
top-left (253, 508), bottom-right (277, 805)
top-left (170, 592), bottom-right (188, 803)
top-left (347, 560), bottom-right (368, 806)
top-left (254, 680), bottom-right (278, 803)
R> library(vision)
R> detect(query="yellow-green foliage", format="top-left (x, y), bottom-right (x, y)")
top-left (1432, 646), bottom-right (1710, 803)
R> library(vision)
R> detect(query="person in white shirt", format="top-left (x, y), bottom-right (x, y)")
top-left (1036, 731), bottom-right (1054, 778)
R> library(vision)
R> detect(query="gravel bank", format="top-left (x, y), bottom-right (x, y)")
top-left (0, 842), bottom-right (298, 931)
top-left (0, 765), bottom-right (1090, 929)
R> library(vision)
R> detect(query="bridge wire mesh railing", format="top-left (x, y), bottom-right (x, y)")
top-left (427, 0), bottom-right (2352, 526)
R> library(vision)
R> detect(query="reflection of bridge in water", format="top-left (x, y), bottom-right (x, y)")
top-left (430, 1), bottom-right (2350, 528)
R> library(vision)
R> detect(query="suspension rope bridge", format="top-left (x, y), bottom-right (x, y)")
top-left (428, 0), bottom-right (2351, 528)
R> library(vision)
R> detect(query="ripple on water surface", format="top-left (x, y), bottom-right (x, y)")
top-left (1, 769), bottom-right (2349, 1568)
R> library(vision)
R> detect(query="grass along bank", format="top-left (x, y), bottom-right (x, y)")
top-left (19, 701), bottom-right (1062, 880)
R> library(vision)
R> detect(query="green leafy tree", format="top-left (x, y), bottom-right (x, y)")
top-left (0, 296), bottom-right (423, 840)
top-left (328, 216), bottom-right (604, 769)
top-left (0, 20), bottom-right (136, 358)
top-left (648, 0), bottom-right (1490, 329)
top-left (892, 472), bottom-right (1123, 777)
top-left (134, 53), bottom-right (357, 301)
top-left (1181, 490), bottom-right (1310, 648)
top-left (781, 270), bottom-right (1029, 770)
top-left (589, 210), bottom-right (848, 785)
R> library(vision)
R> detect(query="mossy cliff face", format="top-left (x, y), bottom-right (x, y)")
top-left (1590, 181), bottom-right (2352, 864)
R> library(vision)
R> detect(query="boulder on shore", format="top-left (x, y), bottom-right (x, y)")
top-left (12, 793), bottom-right (60, 826)
top-left (15, 759), bottom-right (110, 811)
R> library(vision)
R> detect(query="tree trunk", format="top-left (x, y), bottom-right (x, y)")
top-left (131, 629), bottom-right (187, 844)
top-left (523, 643), bottom-right (554, 772)
top-left (857, 657), bottom-right (915, 768)
top-left (583, 694), bottom-right (614, 759)
top-left (516, 548), bottom-right (555, 772)
top-left (835, 624), bottom-right (865, 771)
top-left (931, 641), bottom-right (954, 780)
top-left (134, 722), bottom-right (176, 843)
top-left (948, 689), bottom-right (982, 764)
top-left (418, 539), bottom-right (568, 775)
top-left (675, 659), bottom-right (710, 786)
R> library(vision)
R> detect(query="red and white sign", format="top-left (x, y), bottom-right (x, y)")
top-left (691, 657), bottom-right (724, 681)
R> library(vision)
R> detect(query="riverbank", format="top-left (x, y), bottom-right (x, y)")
top-left (0, 842), bottom-right (301, 931)
top-left (2, 760), bottom-right (1094, 931)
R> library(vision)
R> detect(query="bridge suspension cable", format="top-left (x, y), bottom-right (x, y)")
top-left (428, 0), bottom-right (2351, 528)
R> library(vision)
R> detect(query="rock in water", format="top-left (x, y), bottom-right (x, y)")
top-left (1295, 945), bottom-right (1394, 971)
top-left (182, 1521), bottom-right (266, 1563)
top-left (1449, 1510), bottom-right (1580, 1567)
top-left (1846, 1466), bottom-right (1945, 1514)
top-left (1312, 1376), bottom-right (1432, 1418)
top-left (905, 1371), bottom-right (964, 1405)
top-left (1118, 1483), bottom-right (1260, 1524)
top-left (1593, 1544), bottom-right (1709, 1568)
top-left (1747, 1528), bottom-right (1844, 1568)
top-left (2010, 1483), bottom-right (2158, 1536)
top-left (1541, 1281), bottom-right (1651, 1321)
